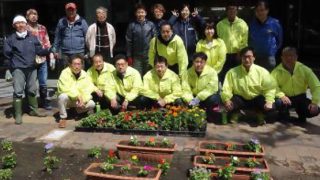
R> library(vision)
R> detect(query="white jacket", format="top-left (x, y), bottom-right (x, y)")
top-left (86, 22), bottom-right (116, 58)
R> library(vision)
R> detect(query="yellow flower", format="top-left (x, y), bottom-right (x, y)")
top-left (194, 114), bottom-right (199, 117)
top-left (131, 155), bottom-right (138, 160)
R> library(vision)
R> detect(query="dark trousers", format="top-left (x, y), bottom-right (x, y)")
top-left (140, 96), bottom-right (184, 109)
top-left (199, 94), bottom-right (220, 114)
top-left (275, 94), bottom-right (320, 119)
top-left (219, 53), bottom-right (239, 83)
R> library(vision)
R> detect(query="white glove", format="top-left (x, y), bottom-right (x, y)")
top-left (50, 58), bottom-right (56, 70)
top-left (5, 70), bottom-right (12, 82)
top-left (189, 97), bottom-right (200, 106)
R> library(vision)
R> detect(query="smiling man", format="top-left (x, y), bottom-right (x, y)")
top-left (221, 47), bottom-right (276, 124)
top-left (272, 47), bottom-right (320, 122)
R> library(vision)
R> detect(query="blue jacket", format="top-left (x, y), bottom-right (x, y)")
top-left (52, 15), bottom-right (88, 54)
top-left (249, 17), bottom-right (283, 57)
top-left (169, 15), bottom-right (205, 57)
top-left (3, 32), bottom-right (50, 69)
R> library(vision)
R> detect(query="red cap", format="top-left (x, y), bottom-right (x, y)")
top-left (65, 2), bottom-right (77, 10)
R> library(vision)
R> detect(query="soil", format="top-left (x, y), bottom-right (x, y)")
top-left (196, 156), bottom-right (267, 169)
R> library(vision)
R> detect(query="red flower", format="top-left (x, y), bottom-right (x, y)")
top-left (124, 113), bottom-right (132, 122)
top-left (108, 149), bottom-right (115, 157)
top-left (147, 121), bottom-right (156, 127)
top-left (149, 137), bottom-right (155, 143)
top-left (160, 159), bottom-right (166, 164)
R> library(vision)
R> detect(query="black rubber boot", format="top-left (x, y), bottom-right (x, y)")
top-left (39, 86), bottom-right (52, 110)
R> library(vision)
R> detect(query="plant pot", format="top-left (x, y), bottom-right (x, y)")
top-left (198, 141), bottom-right (265, 157)
top-left (116, 140), bottom-right (177, 163)
top-left (84, 163), bottom-right (162, 180)
top-left (193, 155), bottom-right (270, 173)
top-left (211, 172), bottom-right (251, 180)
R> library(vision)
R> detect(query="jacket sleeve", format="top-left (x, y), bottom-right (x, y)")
top-left (57, 72), bottom-right (80, 100)
top-left (110, 25), bottom-right (116, 50)
top-left (168, 15), bottom-right (178, 26)
top-left (148, 37), bottom-right (156, 67)
top-left (176, 38), bottom-right (188, 77)
top-left (86, 69), bottom-right (99, 92)
top-left (81, 76), bottom-right (95, 103)
top-left (182, 75), bottom-right (193, 103)
top-left (240, 22), bottom-right (249, 50)
top-left (35, 38), bottom-right (50, 56)
top-left (192, 15), bottom-right (206, 30)
top-left (196, 71), bottom-right (219, 101)
top-left (125, 23), bottom-right (133, 58)
top-left (221, 70), bottom-right (234, 103)
top-left (125, 72), bottom-right (143, 102)
top-left (275, 20), bottom-right (283, 51)
top-left (261, 71), bottom-right (276, 103)
top-left (270, 70), bottom-right (285, 98)
top-left (85, 25), bottom-right (93, 50)
top-left (52, 20), bottom-right (62, 53)
top-left (103, 73), bottom-right (117, 100)
top-left (3, 37), bottom-right (13, 61)
top-left (214, 39), bottom-right (227, 73)
top-left (306, 68), bottom-right (320, 104)
top-left (142, 74), bottom-right (160, 100)
top-left (163, 74), bottom-right (182, 103)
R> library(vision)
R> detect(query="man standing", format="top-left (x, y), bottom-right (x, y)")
top-left (26, 8), bottom-right (55, 110)
top-left (249, 0), bottom-right (283, 71)
top-left (86, 6), bottom-right (116, 63)
top-left (272, 47), bottom-right (320, 122)
top-left (57, 55), bottom-right (95, 128)
top-left (217, 1), bottom-right (248, 81)
top-left (4, 15), bottom-right (50, 124)
top-left (126, 3), bottom-right (156, 75)
top-left (52, 2), bottom-right (88, 73)
top-left (221, 47), bottom-right (275, 124)
top-left (111, 54), bottom-right (143, 111)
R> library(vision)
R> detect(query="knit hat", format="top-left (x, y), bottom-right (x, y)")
top-left (13, 15), bottom-right (27, 24)
top-left (65, 2), bottom-right (77, 10)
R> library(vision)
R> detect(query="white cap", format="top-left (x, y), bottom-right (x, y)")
top-left (12, 15), bottom-right (27, 25)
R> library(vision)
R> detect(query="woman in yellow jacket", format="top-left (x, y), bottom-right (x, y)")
top-left (196, 21), bottom-right (226, 80)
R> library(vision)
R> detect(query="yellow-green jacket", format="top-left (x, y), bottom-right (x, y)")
top-left (196, 38), bottom-right (227, 73)
top-left (112, 66), bottom-right (143, 102)
top-left (216, 16), bottom-right (248, 54)
top-left (142, 69), bottom-right (182, 103)
top-left (271, 61), bottom-right (320, 104)
top-left (183, 65), bottom-right (219, 102)
top-left (148, 35), bottom-right (188, 77)
top-left (221, 64), bottom-right (275, 103)
top-left (57, 67), bottom-right (95, 103)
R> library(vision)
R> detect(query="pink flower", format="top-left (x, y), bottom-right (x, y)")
top-left (143, 165), bottom-right (153, 171)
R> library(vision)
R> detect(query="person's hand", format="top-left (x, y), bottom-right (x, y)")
top-left (308, 103), bottom-right (319, 115)
top-left (157, 98), bottom-right (166, 107)
top-left (189, 97), bottom-right (200, 106)
top-left (191, 8), bottom-right (199, 17)
top-left (280, 96), bottom-right (292, 106)
top-left (76, 96), bottom-right (84, 108)
top-left (95, 90), bottom-right (103, 97)
top-left (224, 100), bottom-right (234, 112)
top-left (122, 100), bottom-right (129, 110)
top-left (264, 102), bottom-right (273, 111)
top-left (110, 98), bottom-right (118, 109)
top-left (171, 9), bottom-right (179, 17)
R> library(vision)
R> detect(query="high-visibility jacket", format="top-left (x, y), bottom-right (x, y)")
top-left (271, 61), bottom-right (320, 104)
top-left (183, 65), bottom-right (219, 102)
top-left (221, 64), bottom-right (275, 103)
top-left (142, 68), bottom-right (182, 103)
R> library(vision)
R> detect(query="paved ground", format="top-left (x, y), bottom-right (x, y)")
top-left (0, 79), bottom-right (320, 179)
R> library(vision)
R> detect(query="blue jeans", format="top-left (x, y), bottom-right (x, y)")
top-left (37, 61), bottom-right (48, 88)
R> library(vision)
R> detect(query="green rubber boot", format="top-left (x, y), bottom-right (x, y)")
top-left (28, 95), bottom-right (46, 117)
top-left (13, 98), bottom-right (22, 124)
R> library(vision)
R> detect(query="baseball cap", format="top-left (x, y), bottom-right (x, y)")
top-left (65, 2), bottom-right (77, 10)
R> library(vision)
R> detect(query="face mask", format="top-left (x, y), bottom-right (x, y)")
top-left (16, 31), bottom-right (27, 38)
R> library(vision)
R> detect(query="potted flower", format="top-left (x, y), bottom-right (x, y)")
top-left (116, 137), bottom-right (177, 163)
top-left (250, 170), bottom-right (271, 180)
top-left (217, 164), bottom-right (236, 180)
top-left (244, 138), bottom-right (263, 153)
top-left (157, 159), bottom-right (170, 175)
top-left (189, 167), bottom-right (211, 180)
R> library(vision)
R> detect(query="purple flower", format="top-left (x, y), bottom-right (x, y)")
top-left (252, 169), bottom-right (261, 175)
top-left (44, 143), bottom-right (54, 153)
top-left (143, 165), bottom-right (153, 171)
top-left (250, 137), bottom-right (260, 145)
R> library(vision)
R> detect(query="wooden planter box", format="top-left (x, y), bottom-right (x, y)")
top-left (84, 163), bottom-right (162, 180)
top-left (198, 141), bottom-right (265, 157)
top-left (116, 140), bottom-right (177, 163)
top-left (193, 155), bottom-right (270, 173)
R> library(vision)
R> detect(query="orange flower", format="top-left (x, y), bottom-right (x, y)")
top-left (149, 137), bottom-right (155, 143)
top-left (172, 112), bottom-right (178, 117)
top-left (147, 121), bottom-right (156, 127)
top-left (108, 149), bottom-right (115, 157)
top-left (160, 159), bottom-right (166, 164)
top-left (124, 113), bottom-right (132, 122)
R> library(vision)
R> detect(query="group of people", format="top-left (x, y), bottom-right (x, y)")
top-left (3, 1), bottom-right (320, 128)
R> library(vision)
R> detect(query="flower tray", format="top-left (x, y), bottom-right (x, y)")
top-left (116, 140), bottom-right (177, 163)
top-left (198, 141), bottom-right (265, 157)
top-left (158, 130), bottom-right (206, 137)
top-left (113, 129), bottom-right (159, 136)
top-left (193, 155), bottom-right (270, 173)
top-left (74, 127), bottom-right (114, 133)
top-left (84, 163), bottom-right (162, 180)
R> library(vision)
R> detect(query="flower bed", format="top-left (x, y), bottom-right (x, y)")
top-left (116, 137), bottom-right (177, 163)
top-left (76, 106), bottom-right (207, 137)
top-left (198, 139), bottom-right (265, 157)
top-left (84, 163), bottom-right (162, 180)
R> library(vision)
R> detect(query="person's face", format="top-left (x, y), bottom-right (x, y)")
top-left (27, 13), bottom-right (38, 23)
top-left (180, 6), bottom-right (190, 19)
top-left (92, 56), bottom-right (104, 71)
top-left (153, 8), bottom-right (164, 20)
top-left (255, 4), bottom-right (269, 22)
top-left (96, 10), bottom-right (107, 23)
top-left (66, 8), bottom-right (77, 19)
top-left (115, 59), bottom-right (128, 74)
top-left (193, 57), bottom-right (206, 73)
top-left (135, 9), bottom-right (146, 22)
top-left (70, 58), bottom-right (82, 74)
top-left (155, 62), bottom-right (167, 78)
top-left (14, 22), bottom-right (27, 33)
top-left (281, 50), bottom-right (297, 70)
top-left (241, 50), bottom-right (255, 70)
top-left (226, 6), bottom-right (237, 21)
top-left (160, 25), bottom-right (173, 41)
top-left (205, 27), bottom-right (215, 39)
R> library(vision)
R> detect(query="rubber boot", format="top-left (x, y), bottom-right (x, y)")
top-left (13, 98), bottom-right (22, 124)
top-left (28, 95), bottom-right (46, 117)
top-left (39, 86), bottom-right (52, 110)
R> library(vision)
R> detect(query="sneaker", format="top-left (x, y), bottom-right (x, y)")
top-left (58, 119), bottom-right (67, 128)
